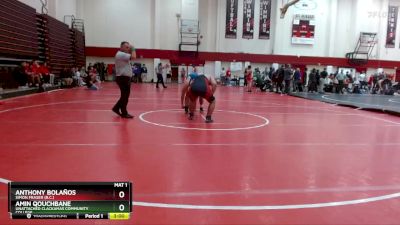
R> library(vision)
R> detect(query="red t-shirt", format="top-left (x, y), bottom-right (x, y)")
top-left (31, 65), bottom-right (40, 75)
top-left (40, 66), bottom-right (50, 75)
top-left (226, 70), bottom-right (231, 78)
top-left (24, 65), bottom-right (31, 74)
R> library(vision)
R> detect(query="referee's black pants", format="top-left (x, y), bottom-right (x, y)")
top-left (114, 76), bottom-right (131, 115)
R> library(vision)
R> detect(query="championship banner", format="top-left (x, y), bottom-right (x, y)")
top-left (292, 14), bottom-right (315, 45)
top-left (243, 0), bottom-right (255, 39)
top-left (259, 0), bottom-right (271, 39)
top-left (386, 6), bottom-right (398, 48)
top-left (225, 0), bottom-right (238, 39)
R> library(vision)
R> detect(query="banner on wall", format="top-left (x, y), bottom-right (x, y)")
top-left (259, 0), bottom-right (271, 39)
top-left (225, 0), bottom-right (238, 39)
top-left (386, 6), bottom-right (398, 48)
top-left (242, 0), bottom-right (255, 39)
top-left (292, 14), bottom-right (315, 45)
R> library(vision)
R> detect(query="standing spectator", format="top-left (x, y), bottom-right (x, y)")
top-left (319, 68), bottom-right (328, 93)
top-left (245, 65), bottom-right (253, 92)
top-left (180, 67), bottom-right (186, 84)
top-left (336, 70), bottom-right (345, 94)
top-left (87, 63), bottom-right (93, 72)
top-left (132, 64), bottom-right (142, 83)
top-left (359, 71), bottom-right (367, 89)
top-left (283, 64), bottom-right (292, 94)
top-left (156, 63), bottom-right (167, 88)
top-left (166, 64), bottom-right (172, 83)
top-left (141, 64), bottom-right (148, 83)
top-left (226, 68), bottom-right (232, 86)
top-left (243, 69), bottom-right (248, 87)
top-left (268, 67), bottom-right (275, 92)
top-left (308, 69), bottom-right (317, 93)
top-left (276, 65), bottom-right (285, 94)
top-left (220, 67), bottom-right (226, 85)
top-left (293, 68), bottom-right (302, 92)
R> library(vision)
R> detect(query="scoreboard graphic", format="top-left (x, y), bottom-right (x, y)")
top-left (292, 14), bottom-right (315, 45)
top-left (8, 182), bottom-right (132, 220)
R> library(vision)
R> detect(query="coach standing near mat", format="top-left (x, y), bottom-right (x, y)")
top-left (112, 41), bottom-right (136, 119)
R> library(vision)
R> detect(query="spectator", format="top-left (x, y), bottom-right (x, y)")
top-left (180, 67), bottom-right (187, 84)
top-left (156, 63), bottom-right (167, 88)
top-left (324, 74), bottom-right (334, 92)
top-left (283, 64), bottom-right (292, 94)
top-left (73, 67), bottom-right (84, 86)
top-left (276, 65), bottom-right (285, 94)
top-left (246, 65), bottom-right (253, 92)
top-left (141, 64), bottom-right (148, 82)
top-left (87, 63), bottom-right (93, 72)
top-left (336, 70), bottom-right (346, 94)
top-left (293, 68), bottom-right (302, 92)
top-left (12, 62), bottom-right (29, 87)
top-left (225, 68), bottom-right (232, 86)
top-left (60, 67), bottom-right (73, 87)
top-left (40, 62), bottom-right (55, 85)
top-left (132, 63), bottom-right (141, 83)
top-left (85, 71), bottom-right (100, 90)
top-left (30, 60), bottom-right (42, 87)
top-left (359, 71), bottom-right (367, 89)
top-left (268, 67), bottom-right (275, 92)
top-left (220, 67), bottom-right (226, 85)
top-left (166, 64), bottom-right (172, 83)
top-left (319, 68), bottom-right (328, 93)
top-left (308, 69), bottom-right (317, 93)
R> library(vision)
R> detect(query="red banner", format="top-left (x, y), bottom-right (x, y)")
top-left (225, 0), bottom-right (238, 39)
top-left (386, 6), bottom-right (398, 48)
top-left (259, 0), bottom-right (271, 39)
top-left (243, 0), bottom-right (255, 39)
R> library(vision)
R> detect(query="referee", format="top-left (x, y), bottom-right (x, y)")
top-left (112, 41), bottom-right (136, 119)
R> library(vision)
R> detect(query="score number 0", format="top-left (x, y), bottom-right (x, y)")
top-left (119, 191), bottom-right (125, 211)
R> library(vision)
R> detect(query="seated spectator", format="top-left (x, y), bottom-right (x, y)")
top-left (40, 62), bottom-right (55, 85)
top-left (80, 67), bottom-right (88, 84)
top-left (88, 66), bottom-right (99, 80)
top-left (60, 67), bottom-right (74, 87)
top-left (72, 67), bottom-right (83, 86)
top-left (30, 60), bottom-right (42, 87)
top-left (85, 70), bottom-right (101, 90)
top-left (13, 62), bottom-right (29, 87)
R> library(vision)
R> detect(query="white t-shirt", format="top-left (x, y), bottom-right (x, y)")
top-left (221, 70), bottom-right (226, 77)
top-left (115, 51), bottom-right (133, 77)
top-left (359, 73), bottom-right (366, 82)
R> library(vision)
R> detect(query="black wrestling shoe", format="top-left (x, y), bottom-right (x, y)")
top-left (205, 116), bottom-right (214, 123)
top-left (188, 113), bottom-right (194, 120)
top-left (200, 107), bottom-right (204, 112)
top-left (112, 107), bottom-right (122, 116)
top-left (121, 114), bottom-right (134, 119)
top-left (184, 106), bottom-right (189, 114)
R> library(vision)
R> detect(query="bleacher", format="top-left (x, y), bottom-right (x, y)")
top-left (0, 0), bottom-right (86, 98)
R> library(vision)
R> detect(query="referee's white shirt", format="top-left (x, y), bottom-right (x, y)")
top-left (115, 51), bottom-right (133, 77)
